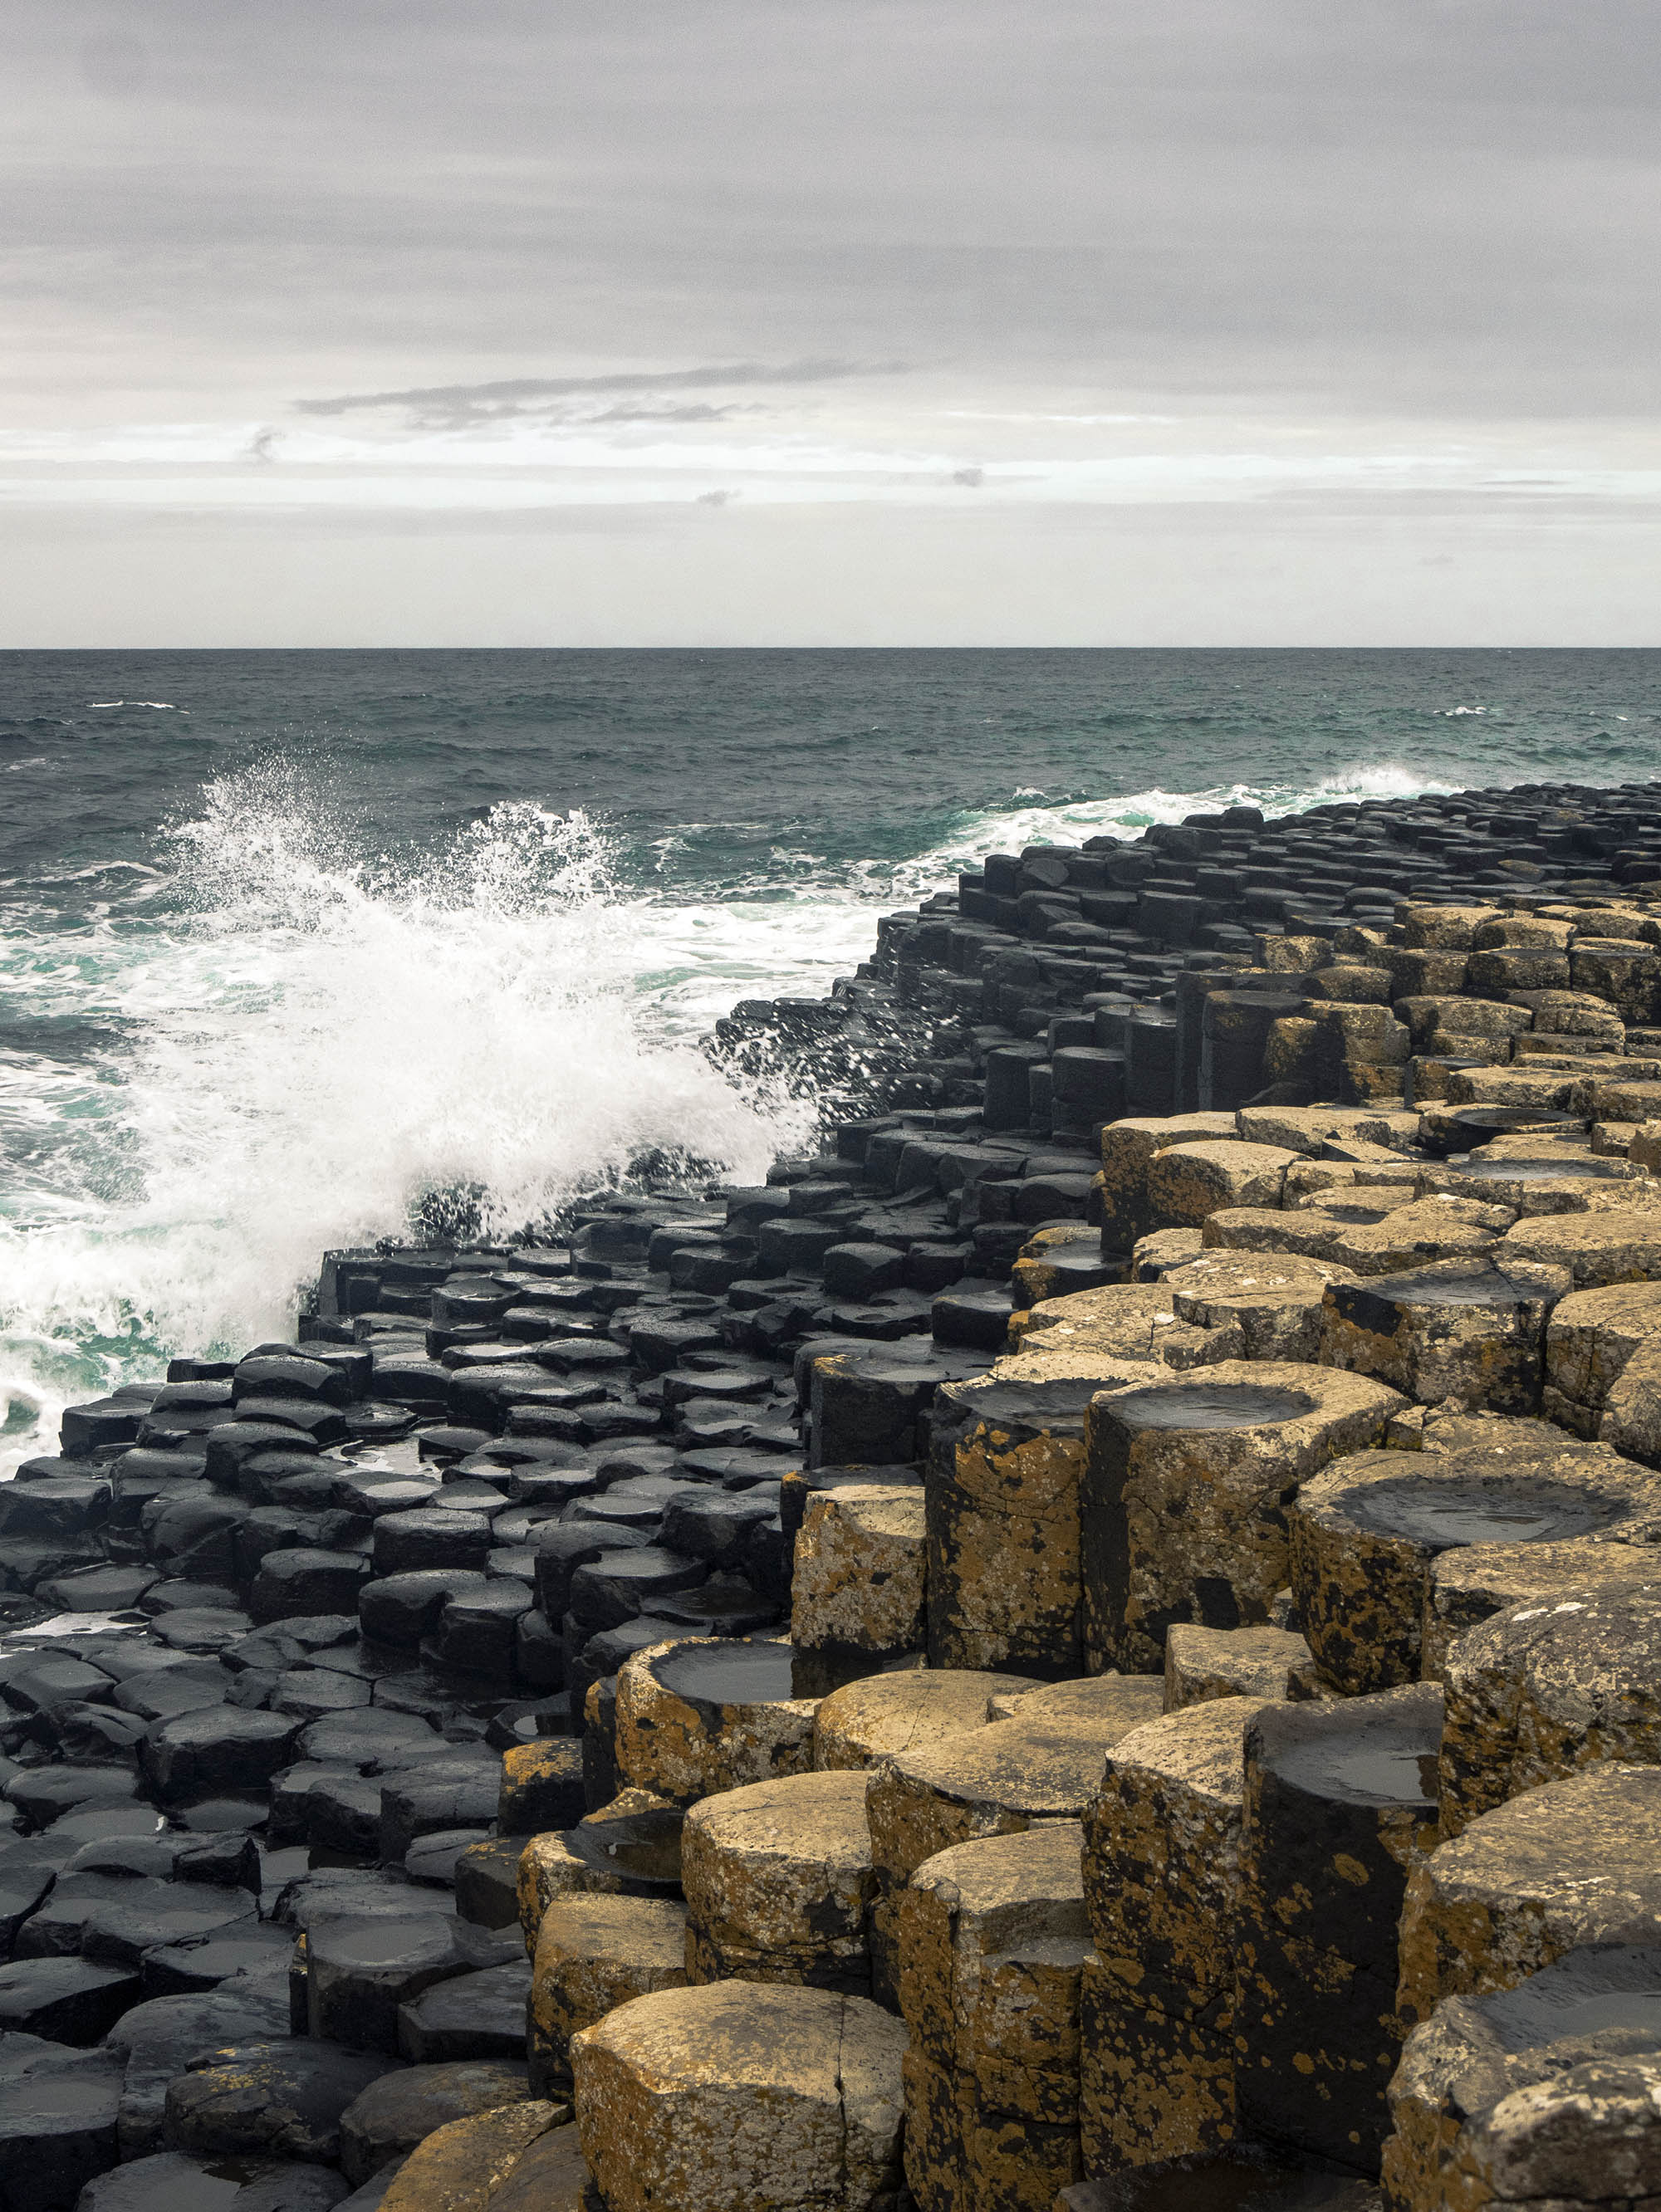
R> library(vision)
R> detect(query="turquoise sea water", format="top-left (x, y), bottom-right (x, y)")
top-left (0, 646), bottom-right (1654, 1461)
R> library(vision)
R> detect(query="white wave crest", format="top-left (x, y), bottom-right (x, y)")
top-left (0, 769), bottom-right (796, 1469)
top-left (893, 761), bottom-right (1453, 884)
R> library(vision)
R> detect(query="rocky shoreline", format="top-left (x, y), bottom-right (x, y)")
top-left (6, 776), bottom-right (1661, 2212)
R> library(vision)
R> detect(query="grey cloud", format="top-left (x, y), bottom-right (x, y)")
top-left (586, 403), bottom-right (739, 425)
top-left (296, 361), bottom-right (902, 427)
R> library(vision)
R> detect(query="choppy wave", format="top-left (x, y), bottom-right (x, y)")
top-left (0, 768), bottom-right (801, 1469)
top-left (625, 760), bottom-right (1457, 1027)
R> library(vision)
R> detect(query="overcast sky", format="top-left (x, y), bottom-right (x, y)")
top-left (2, 0), bottom-right (1658, 645)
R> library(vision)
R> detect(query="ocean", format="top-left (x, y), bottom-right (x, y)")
top-left (0, 646), bottom-right (1655, 1470)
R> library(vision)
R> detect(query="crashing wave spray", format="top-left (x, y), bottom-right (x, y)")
top-left (0, 764), bottom-right (796, 1471)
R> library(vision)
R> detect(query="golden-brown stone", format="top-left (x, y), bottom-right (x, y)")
top-left (811, 1665), bottom-right (1042, 1772)
top-left (680, 1769), bottom-right (875, 1991)
top-left (1083, 1359), bottom-right (1404, 1672)
top-left (378, 2102), bottom-right (572, 2212)
top-left (528, 1892), bottom-right (688, 2092)
top-left (571, 1981), bottom-right (906, 2212)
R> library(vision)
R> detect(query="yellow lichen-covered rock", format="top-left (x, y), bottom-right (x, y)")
top-left (1166, 1249), bottom-right (1360, 1363)
top-left (478, 2123), bottom-right (593, 2212)
top-left (1237, 1104), bottom-right (1418, 1156)
top-left (811, 1665), bottom-right (1042, 1772)
top-left (1097, 1113), bottom-right (1241, 1249)
top-left (1382, 1952), bottom-right (1661, 2212)
top-left (1144, 1141), bottom-right (1300, 1231)
top-left (1129, 1226), bottom-right (1206, 1281)
top-left (1163, 1622), bottom-right (1312, 1710)
top-left (982, 1674), bottom-right (1164, 1730)
top-left (1083, 1360), bottom-right (1404, 1673)
top-left (1083, 1697), bottom-right (1271, 2029)
top-left (928, 1348), bottom-right (1164, 1677)
top-left (613, 1637), bottom-right (818, 1808)
top-left (1079, 1958), bottom-right (1239, 2180)
top-left (528, 1892), bottom-right (688, 2093)
top-left (1546, 1280), bottom-right (1661, 1425)
top-left (1438, 1583), bottom-right (1661, 1839)
top-left (790, 1484), bottom-right (926, 1664)
top-left (1077, 1700), bottom-right (1270, 2173)
top-left (680, 1768), bottom-right (875, 1991)
top-left (1010, 1280), bottom-right (1232, 1369)
top-left (1396, 1765), bottom-right (1661, 2032)
top-left (1288, 1437), bottom-right (1661, 1696)
top-left (1203, 1194), bottom-right (1510, 1276)
top-left (1317, 1255), bottom-right (1572, 1415)
top-left (1502, 1205), bottom-right (1661, 1291)
top-left (496, 1737), bottom-right (584, 1838)
top-left (865, 1709), bottom-right (1155, 2008)
top-left (517, 1831), bottom-right (620, 1957)
top-left (378, 2101), bottom-right (572, 2212)
top-left (1423, 1534), bottom-right (1661, 1681)
top-left (899, 1823), bottom-right (1090, 2212)
top-left (1401, 905), bottom-right (1505, 952)
top-left (571, 1982), bottom-right (905, 2212)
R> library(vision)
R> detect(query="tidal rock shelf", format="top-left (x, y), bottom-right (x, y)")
top-left (8, 777), bottom-right (1661, 2212)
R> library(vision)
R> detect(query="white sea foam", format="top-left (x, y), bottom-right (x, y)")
top-left (0, 771), bottom-right (801, 1470)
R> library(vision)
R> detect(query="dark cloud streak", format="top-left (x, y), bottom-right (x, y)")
top-left (296, 359), bottom-right (904, 426)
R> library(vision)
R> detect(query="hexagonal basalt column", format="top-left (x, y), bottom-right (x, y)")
top-left (865, 1710), bottom-right (1154, 2009)
top-left (1288, 1441), bottom-right (1661, 1696)
top-left (306, 1911), bottom-right (472, 2053)
top-left (1167, 1250), bottom-right (1360, 1364)
top-left (984, 1674), bottom-right (1164, 1734)
top-left (680, 1769), bottom-right (875, 1994)
top-left (1396, 1766), bottom-right (1661, 2033)
top-left (809, 1341), bottom-right (988, 1471)
top-left (1082, 1362), bottom-right (1404, 1674)
top-left (1424, 1534), bottom-right (1660, 1681)
top-left (790, 1483), bottom-right (926, 1693)
top-left (900, 1823), bottom-right (1090, 2212)
top-left (1501, 1206), bottom-right (1661, 1291)
top-left (1205, 1194), bottom-right (1509, 1277)
top-left (571, 1981), bottom-right (906, 2212)
top-left (612, 1638), bottom-right (818, 1808)
top-left (811, 1665), bottom-right (1043, 1772)
top-left (1545, 1280), bottom-right (1661, 1436)
top-left (1317, 1256), bottom-right (1571, 1413)
top-left (1013, 1280), bottom-right (1232, 1372)
top-left (1144, 1142), bottom-right (1300, 1230)
top-left (1164, 1623), bottom-right (1314, 1710)
top-left (1433, 1148), bottom-right (1644, 1216)
top-left (1080, 1697), bottom-right (1271, 2176)
top-left (1097, 1114), bottom-right (1240, 1250)
top-left (1383, 1945), bottom-right (1661, 2212)
top-left (527, 1892), bottom-right (688, 2093)
top-left (1236, 1686), bottom-right (1443, 2170)
top-left (928, 1349), bottom-right (1162, 1679)
top-left (1439, 1581), bottom-right (1661, 1838)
